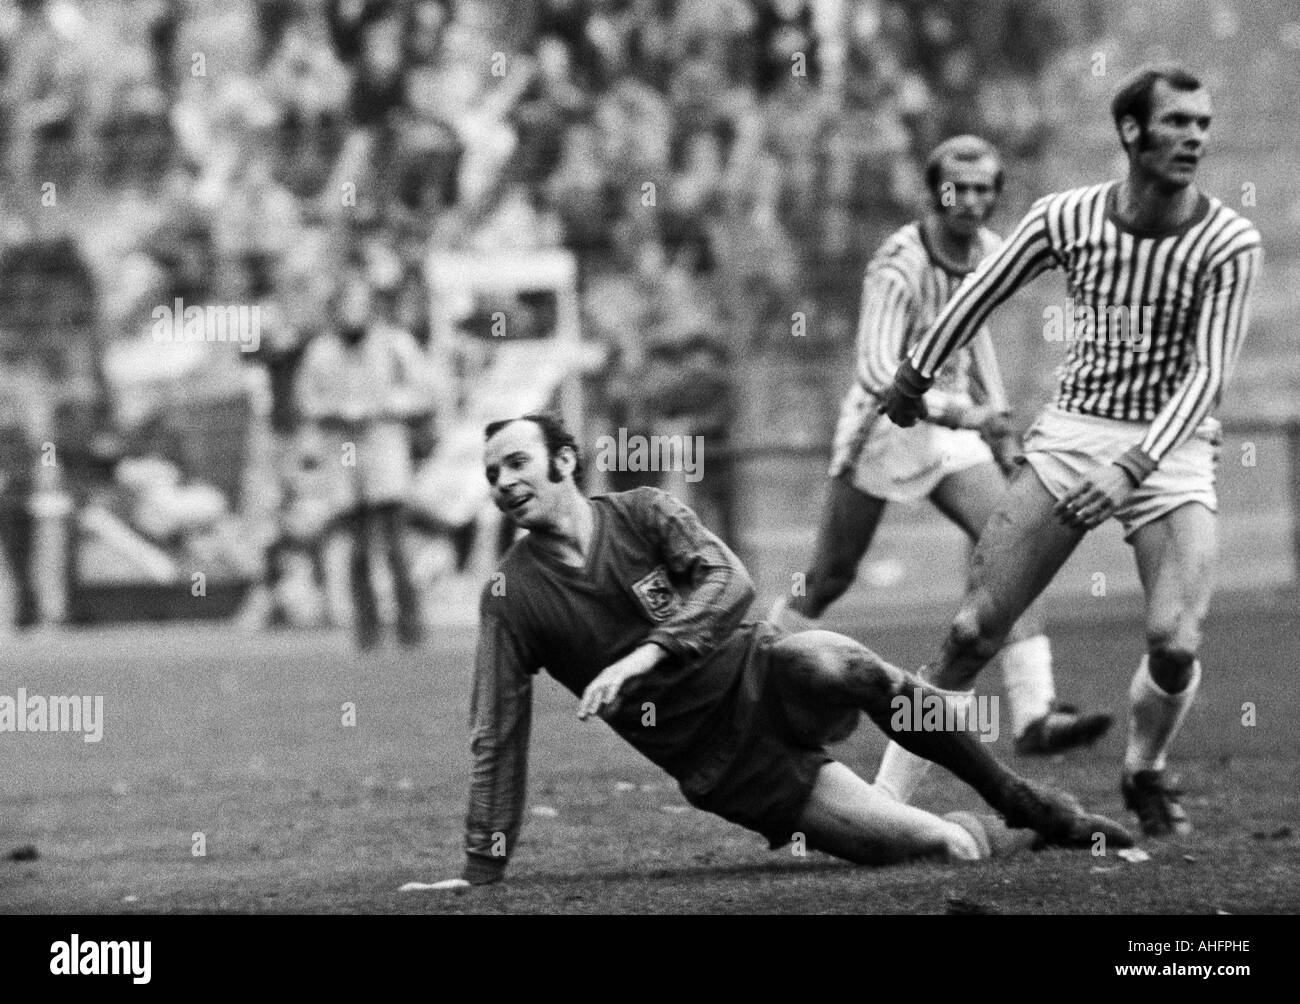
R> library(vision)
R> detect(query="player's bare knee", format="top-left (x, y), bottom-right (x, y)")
top-left (947, 604), bottom-right (1004, 660)
top-left (838, 640), bottom-right (904, 705)
top-left (1147, 630), bottom-right (1199, 692)
top-left (773, 631), bottom-right (895, 705)
top-left (772, 631), bottom-right (842, 690)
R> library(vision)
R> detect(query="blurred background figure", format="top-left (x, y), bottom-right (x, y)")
top-left (296, 264), bottom-right (433, 650)
top-left (0, 0), bottom-right (1289, 631)
top-left (0, 352), bottom-right (51, 630)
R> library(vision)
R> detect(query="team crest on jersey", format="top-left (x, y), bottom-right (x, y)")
top-left (631, 566), bottom-right (682, 622)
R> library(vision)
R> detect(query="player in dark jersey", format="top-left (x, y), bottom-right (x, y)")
top-left (878, 65), bottom-right (1261, 837)
top-left (422, 414), bottom-right (1132, 888)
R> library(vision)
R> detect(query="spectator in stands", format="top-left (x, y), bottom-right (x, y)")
top-left (0, 0), bottom-right (88, 188)
top-left (248, 292), bottom-right (331, 629)
top-left (262, 5), bottom-right (349, 198)
top-left (296, 266), bottom-right (432, 650)
top-left (0, 351), bottom-right (54, 630)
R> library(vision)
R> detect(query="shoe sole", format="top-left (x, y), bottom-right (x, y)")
top-left (1015, 715), bottom-right (1114, 756)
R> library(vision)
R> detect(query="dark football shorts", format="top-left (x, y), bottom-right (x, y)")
top-left (673, 622), bottom-right (833, 849)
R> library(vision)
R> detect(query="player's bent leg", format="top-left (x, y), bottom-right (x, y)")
top-left (767, 630), bottom-right (1134, 848)
top-left (796, 761), bottom-right (982, 864)
top-left (931, 464), bottom-right (1084, 693)
top-left (1122, 502), bottom-right (1217, 836)
top-left (929, 464), bottom-right (1111, 753)
top-left (920, 465), bottom-right (1112, 759)
top-left (1133, 502), bottom-right (1217, 692)
top-left (782, 475), bottom-right (887, 622)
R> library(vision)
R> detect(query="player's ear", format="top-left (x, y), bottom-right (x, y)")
top-left (1119, 114), bottom-right (1142, 154)
top-left (554, 445), bottom-right (577, 481)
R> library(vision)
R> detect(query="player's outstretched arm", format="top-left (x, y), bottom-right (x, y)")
top-left (883, 199), bottom-right (1059, 426)
top-left (876, 358), bottom-right (932, 427)
top-left (460, 594), bottom-right (537, 886)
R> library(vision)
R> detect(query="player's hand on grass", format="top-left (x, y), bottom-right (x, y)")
top-left (1055, 464), bottom-right (1136, 529)
top-left (401, 864), bottom-right (506, 892)
top-left (578, 643), bottom-right (666, 721)
top-left (400, 877), bottom-right (471, 892)
top-left (400, 853), bottom-right (508, 891)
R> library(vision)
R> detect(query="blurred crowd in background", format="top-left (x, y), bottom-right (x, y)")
top-left (0, 0), bottom-right (1099, 639)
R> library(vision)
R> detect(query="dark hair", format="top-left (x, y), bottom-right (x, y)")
top-left (924, 135), bottom-right (1004, 195)
top-left (1111, 64), bottom-right (1203, 150)
top-left (484, 413), bottom-right (587, 489)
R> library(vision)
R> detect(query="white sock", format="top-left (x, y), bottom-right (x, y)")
top-left (1124, 655), bottom-right (1201, 773)
top-left (767, 596), bottom-right (820, 633)
top-left (874, 688), bottom-right (974, 805)
top-left (1000, 635), bottom-right (1055, 737)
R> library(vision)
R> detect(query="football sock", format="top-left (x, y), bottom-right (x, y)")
top-left (767, 596), bottom-right (820, 632)
top-left (874, 688), bottom-right (975, 804)
top-left (1124, 655), bottom-right (1201, 773)
top-left (1001, 634), bottom-right (1055, 737)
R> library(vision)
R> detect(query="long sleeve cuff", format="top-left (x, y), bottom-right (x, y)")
top-left (463, 853), bottom-right (508, 885)
top-left (1113, 445), bottom-right (1158, 486)
top-left (894, 359), bottom-right (934, 398)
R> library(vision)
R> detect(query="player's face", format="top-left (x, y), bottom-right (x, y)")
top-left (1132, 81), bottom-right (1212, 191)
top-left (484, 421), bottom-right (566, 529)
top-left (935, 157), bottom-right (1000, 239)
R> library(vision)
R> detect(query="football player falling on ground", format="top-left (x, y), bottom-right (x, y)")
top-left (416, 414), bottom-right (1132, 889)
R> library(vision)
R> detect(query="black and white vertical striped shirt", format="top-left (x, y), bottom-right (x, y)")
top-left (909, 182), bottom-right (1261, 462)
top-left (853, 221), bottom-right (1008, 419)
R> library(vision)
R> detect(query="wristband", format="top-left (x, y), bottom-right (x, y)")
top-left (893, 359), bottom-right (934, 399)
top-left (463, 853), bottom-right (508, 885)
top-left (1112, 445), bottom-right (1158, 486)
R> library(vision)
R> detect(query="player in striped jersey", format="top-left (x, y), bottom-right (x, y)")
top-left (771, 136), bottom-right (1111, 772)
top-left (878, 65), bottom-right (1262, 837)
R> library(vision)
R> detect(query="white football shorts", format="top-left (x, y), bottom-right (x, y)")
top-left (828, 385), bottom-right (994, 503)
top-left (1020, 405), bottom-right (1221, 539)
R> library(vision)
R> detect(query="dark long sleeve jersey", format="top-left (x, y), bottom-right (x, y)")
top-left (464, 487), bottom-right (757, 873)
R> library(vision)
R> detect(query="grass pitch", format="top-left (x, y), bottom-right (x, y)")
top-left (2, 600), bottom-right (1298, 914)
